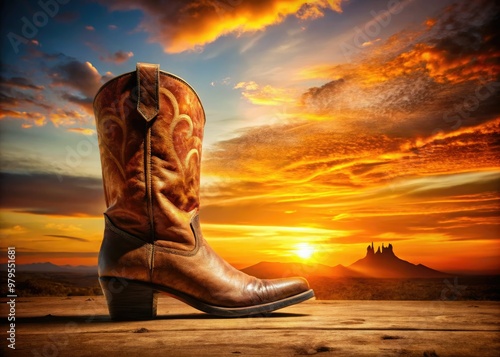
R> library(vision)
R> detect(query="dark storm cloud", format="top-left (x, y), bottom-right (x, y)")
top-left (0, 74), bottom-right (52, 112)
top-left (59, 93), bottom-right (94, 114)
top-left (1, 50), bottom-right (107, 125)
top-left (49, 59), bottom-right (102, 98)
top-left (0, 172), bottom-right (105, 217)
top-left (0, 76), bottom-right (44, 90)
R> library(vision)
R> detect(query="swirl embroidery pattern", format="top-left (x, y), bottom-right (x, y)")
top-left (96, 91), bottom-right (130, 181)
top-left (96, 84), bottom-right (202, 211)
top-left (162, 87), bottom-right (201, 181)
top-left (160, 87), bottom-right (202, 211)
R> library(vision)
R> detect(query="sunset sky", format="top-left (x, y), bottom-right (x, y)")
top-left (1, 0), bottom-right (499, 274)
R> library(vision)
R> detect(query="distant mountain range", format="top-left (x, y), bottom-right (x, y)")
top-left (3, 243), bottom-right (449, 278)
top-left (242, 243), bottom-right (450, 279)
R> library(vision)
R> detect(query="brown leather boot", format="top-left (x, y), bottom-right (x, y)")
top-left (93, 63), bottom-right (314, 320)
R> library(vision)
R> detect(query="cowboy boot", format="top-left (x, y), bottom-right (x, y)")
top-left (94, 63), bottom-right (314, 320)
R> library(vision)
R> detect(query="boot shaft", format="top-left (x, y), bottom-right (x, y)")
top-left (94, 63), bottom-right (205, 248)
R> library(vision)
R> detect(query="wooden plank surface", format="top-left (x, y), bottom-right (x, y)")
top-left (2, 296), bottom-right (499, 357)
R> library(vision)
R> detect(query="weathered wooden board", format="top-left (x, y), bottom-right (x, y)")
top-left (2, 297), bottom-right (499, 357)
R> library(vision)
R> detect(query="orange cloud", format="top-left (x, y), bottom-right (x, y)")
top-left (234, 81), bottom-right (298, 106)
top-left (383, 43), bottom-right (500, 84)
top-left (361, 38), bottom-right (381, 47)
top-left (302, 42), bottom-right (500, 86)
top-left (425, 18), bottom-right (436, 28)
top-left (101, 0), bottom-right (344, 53)
top-left (0, 109), bottom-right (46, 126)
top-left (400, 117), bottom-right (500, 152)
top-left (45, 223), bottom-right (83, 232)
top-left (0, 225), bottom-right (28, 236)
top-left (203, 116), bottom-right (499, 203)
top-left (66, 128), bottom-right (96, 136)
top-left (300, 1), bottom-right (500, 87)
top-left (49, 109), bottom-right (89, 128)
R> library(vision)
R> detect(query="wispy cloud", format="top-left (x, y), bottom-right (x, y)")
top-left (0, 73), bottom-right (52, 127)
top-left (5, 251), bottom-right (98, 258)
top-left (234, 81), bottom-right (298, 106)
top-left (44, 234), bottom-right (90, 242)
top-left (50, 109), bottom-right (89, 128)
top-left (0, 76), bottom-right (44, 90)
top-left (0, 224), bottom-right (28, 236)
top-left (0, 109), bottom-right (46, 127)
top-left (99, 50), bottom-right (134, 64)
top-left (66, 128), bottom-right (96, 136)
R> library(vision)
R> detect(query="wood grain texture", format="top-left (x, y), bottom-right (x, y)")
top-left (2, 297), bottom-right (499, 357)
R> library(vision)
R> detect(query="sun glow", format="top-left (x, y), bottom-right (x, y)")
top-left (295, 243), bottom-right (315, 260)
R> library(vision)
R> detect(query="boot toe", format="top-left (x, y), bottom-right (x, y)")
top-left (265, 276), bottom-right (311, 301)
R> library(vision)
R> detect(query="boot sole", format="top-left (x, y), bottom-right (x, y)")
top-left (99, 276), bottom-right (314, 320)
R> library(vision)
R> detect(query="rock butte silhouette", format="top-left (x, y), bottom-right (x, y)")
top-left (348, 242), bottom-right (449, 278)
top-left (242, 243), bottom-right (450, 279)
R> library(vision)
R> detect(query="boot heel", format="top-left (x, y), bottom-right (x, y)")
top-left (99, 277), bottom-right (158, 320)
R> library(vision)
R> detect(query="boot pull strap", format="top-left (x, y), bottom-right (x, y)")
top-left (136, 62), bottom-right (159, 122)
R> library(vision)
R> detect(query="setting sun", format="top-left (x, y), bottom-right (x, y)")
top-left (295, 243), bottom-right (315, 260)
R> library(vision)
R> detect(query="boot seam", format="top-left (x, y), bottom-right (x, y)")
top-left (145, 122), bottom-right (156, 280)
